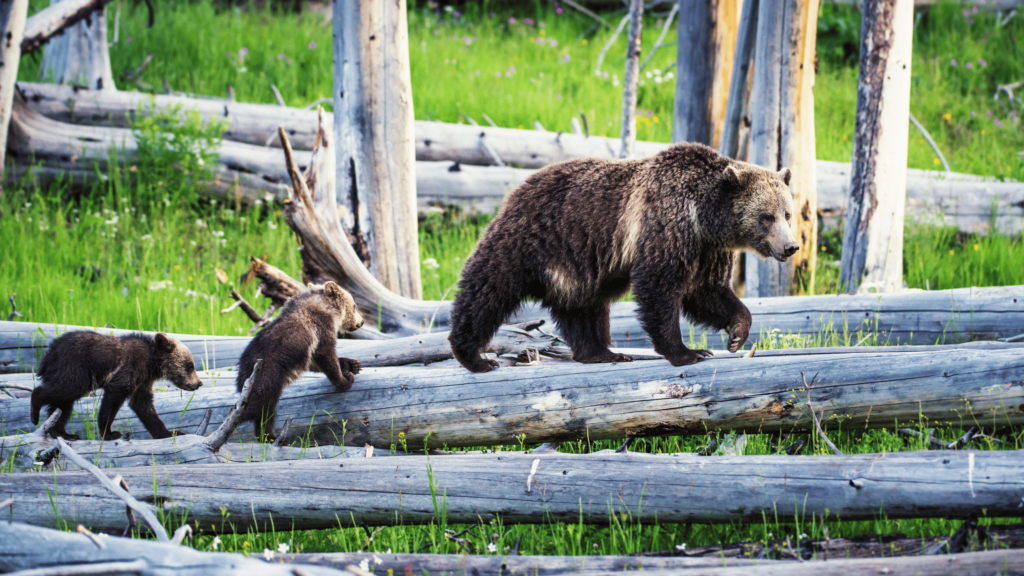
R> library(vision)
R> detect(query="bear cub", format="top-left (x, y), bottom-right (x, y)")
top-left (235, 281), bottom-right (365, 442)
top-left (448, 143), bottom-right (799, 372)
top-left (32, 331), bottom-right (203, 440)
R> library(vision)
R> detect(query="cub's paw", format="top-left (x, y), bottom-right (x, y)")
top-left (463, 358), bottom-right (500, 373)
top-left (665, 349), bottom-right (713, 366)
top-left (577, 353), bottom-right (634, 364)
top-left (338, 357), bottom-right (362, 375)
top-left (53, 430), bottom-right (80, 441)
top-left (727, 317), bottom-right (751, 353)
top-left (102, 431), bottom-right (123, 441)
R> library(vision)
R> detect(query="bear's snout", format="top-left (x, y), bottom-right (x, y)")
top-left (781, 242), bottom-right (799, 258)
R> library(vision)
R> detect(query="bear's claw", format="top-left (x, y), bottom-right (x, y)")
top-left (464, 358), bottom-right (501, 373)
top-left (576, 353), bottom-right (634, 364)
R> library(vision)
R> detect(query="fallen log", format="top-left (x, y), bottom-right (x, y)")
top-left (2, 343), bottom-right (1021, 445)
top-left (2, 449), bottom-right (1021, 533)
top-left (291, 524), bottom-right (1024, 572)
top-left (0, 321), bottom-right (553, 373)
top-left (17, 83), bottom-right (1022, 232)
top-left (0, 521), bottom-right (354, 576)
top-left (20, 0), bottom-right (114, 55)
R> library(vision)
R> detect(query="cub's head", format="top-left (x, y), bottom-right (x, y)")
top-left (725, 165), bottom-right (799, 262)
top-left (154, 333), bottom-right (203, 391)
top-left (314, 281), bottom-right (365, 333)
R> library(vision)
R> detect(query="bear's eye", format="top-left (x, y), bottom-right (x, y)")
top-left (186, 361), bottom-right (195, 372)
top-left (760, 214), bottom-right (776, 225)
top-left (785, 212), bottom-right (791, 221)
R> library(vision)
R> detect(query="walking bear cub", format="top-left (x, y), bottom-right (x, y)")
top-left (32, 331), bottom-right (203, 440)
top-left (235, 281), bottom-right (364, 442)
top-left (448, 143), bottom-right (799, 372)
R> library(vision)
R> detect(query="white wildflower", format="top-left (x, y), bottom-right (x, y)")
top-left (386, 549), bottom-right (392, 554)
top-left (212, 536), bottom-right (222, 550)
top-left (195, 219), bottom-right (206, 228)
top-left (141, 234), bottom-right (153, 241)
top-left (268, 221), bottom-right (278, 230)
top-left (799, 533), bottom-right (808, 539)
top-left (104, 215), bottom-right (119, 225)
top-left (675, 543), bottom-right (687, 551)
top-left (262, 548), bottom-right (274, 561)
top-left (149, 280), bottom-right (173, 291)
top-left (264, 193), bottom-right (275, 203)
top-left (212, 230), bottom-right (225, 237)
top-left (373, 555), bottom-right (383, 564)
top-left (487, 543), bottom-right (497, 553)
top-left (423, 258), bottom-right (440, 270)
top-left (358, 559), bottom-right (370, 572)
top-left (277, 542), bottom-right (290, 554)
top-left (666, 72), bottom-right (675, 80)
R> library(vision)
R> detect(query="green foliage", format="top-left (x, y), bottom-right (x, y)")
top-left (816, 3), bottom-right (862, 67)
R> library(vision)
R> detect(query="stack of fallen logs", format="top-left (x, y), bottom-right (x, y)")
top-left (2, 101), bottom-right (1024, 576)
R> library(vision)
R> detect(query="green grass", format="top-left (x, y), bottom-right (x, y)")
top-left (3, 0), bottom-right (1024, 559)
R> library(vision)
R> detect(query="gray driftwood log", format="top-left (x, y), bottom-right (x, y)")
top-left (14, 83), bottom-right (1024, 233)
top-left (0, 321), bottom-right (552, 373)
top-left (2, 343), bottom-right (1021, 445)
top-left (2, 449), bottom-right (1022, 533)
top-left (0, 521), bottom-right (354, 576)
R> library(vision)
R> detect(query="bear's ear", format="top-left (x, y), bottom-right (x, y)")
top-left (723, 166), bottom-right (747, 189)
top-left (779, 167), bottom-right (792, 186)
top-left (323, 281), bottom-right (343, 300)
top-left (155, 332), bottom-right (175, 352)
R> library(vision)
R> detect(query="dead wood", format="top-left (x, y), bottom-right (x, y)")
top-left (20, 0), bottom-right (115, 54)
top-left (204, 359), bottom-right (260, 452)
top-left (3, 450), bottom-right (1022, 534)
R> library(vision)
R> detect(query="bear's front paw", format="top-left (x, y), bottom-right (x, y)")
top-left (333, 371), bottom-right (356, 391)
top-left (102, 431), bottom-right (122, 441)
top-left (338, 357), bottom-right (362, 375)
top-left (463, 358), bottom-right (501, 373)
top-left (55, 431), bottom-right (81, 441)
top-left (727, 317), bottom-right (751, 353)
top-left (665, 349), bottom-right (713, 366)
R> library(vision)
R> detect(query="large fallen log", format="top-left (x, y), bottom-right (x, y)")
top-left (17, 83), bottom-right (1023, 232)
top-left (20, 0), bottom-right (114, 55)
top-left (0, 521), bottom-right (354, 576)
top-left (0, 321), bottom-right (552, 373)
top-left (3, 449), bottom-right (1022, 533)
top-left (2, 342), bottom-right (1021, 445)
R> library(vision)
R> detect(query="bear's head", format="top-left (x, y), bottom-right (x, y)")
top-left (319, 281), bottom-right (365, 333)
top-left (154, 333), bottom-right (203, 391)
top-left (725, 165), bottom-right (799, 262)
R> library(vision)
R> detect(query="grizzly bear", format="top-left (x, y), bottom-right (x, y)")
top-left (235, 281), bottom-right (364, 442)
top-left (447, 143), bottom-right (798, 372)
top-left (32, 331), bottom-right (203, 440)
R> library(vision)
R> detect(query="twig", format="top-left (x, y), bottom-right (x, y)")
top-left (0, 497), bottom-right (13, 512)
top-left (532, 442), bottom-right (562, 454)
top-left (161, 77), bottom-right (172, 95)
top-left (898, 428), bottom-right (946, 449)
top-left (481, 113), bottom-right (498, 127)
top-left (8, 293), bottom-right (23, 321)
top-left (639, 2), bottom-right (678, 71)
top-left (616, 437), bottom-right (632, 453)
top-left (55, 438), bottom-right (169, 541)
top-left (1, 381), bottom-right (34, 392)
top-left (619, 0), bottom-right (644, 159)
top-left (273, 416), bottom-right (293, 447)
top-left (223, 289), bottom-right (264, 323)
top-left (195, 408), bottom-right (213, 436)
top-left (271, 84), bottom-right (287, 107)
top-left (204, 360), bottom-right (262, 452)
top-left (109, 0), bottom-right (121, 46)
top-left (595, 13), bottom-right (631, 76)
top-left (345, 565), bottom-right (375, 576)
top-left (305, 97), bottom-right (333, 110)
top-left (801, 372), bottom-right (843, 455)
top-left (32, 409), bottom-right (63, 439)
top-left (478, 133), bottom-right (506, 167)
top-left (579, 111), bottom-right (589, 137)
top-left (909, 113), bottom-right (950, 173)
top-left (562, 0), bottom-right (612, 28)
top-left (533, 121), bottom-right (546, 131)
top-left (226, 85), bottom-right (236, 102)
top-left (927, 516), bottom-right (979, 555)
top-left (120, 53), bottom-right (154, 83)
top-left (458, 111), bottom-right (479, 126)
top-left (571, 116), bottom-right (583, 135)
top-left (76, 525), bottom-right (106, 549)
top-left (740, 343), bottom-right (757, 358)
top-left (171, 524), bottom-right (192, 546)
top-left (110, 475), bottom-right (137, 537)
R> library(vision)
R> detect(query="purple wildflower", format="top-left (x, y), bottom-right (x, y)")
top-left (239, 47), bottom-right (249, 57)
top-left (453, 11), bottom-right (461, 18)
top-left (278, 54), bottom-right (286, 60)
top-left (561, 54), bottom-right (570, 63)
top-left (549, 39), bottom-right (558, 47)
top-left (966, 62), bottom-right (973, 70)
top-left (556, 7), bottom-right (563, 13)
top-left (524, 18), bottom-right (534, 25)
top-left (971, 110), bottom-right (977, 117)
top-left (950, 59), bottom-right (957, 67)
top-left (287, 59), bottom-right (293, 66)
top-left (963, 9), bottom-right (971, 17)
top-left (308, 41), bottom-right (316, 50)
top-left (122, 287), bottom-right (128, 297)
top-left (508, 17), bottom-right (516, 24)
top-left (539, 22), bottom-right (546, 28)
top-left (126, 37), bottom-right (132, 44)
top-left (978, 59), bottom-right (987, 67)
top-left (988, 110), bottom-right (993, 117)
top-left (972, 6), bottom-right (979, 13)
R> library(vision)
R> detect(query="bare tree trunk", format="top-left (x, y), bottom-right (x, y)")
top-left (840, 0), bottom-right (913, 294)
top-left (618, 0), bottom-right (643, 158)
top-left (718, 0), bottom-right (757, 160)
top-left (0, 0), bottom-right (29, 182)
top-left (744, 0), bottom-right (784, 297)
top-left (333, 0), bottom-right (422, 299)
top-left (672, 0), bottom-right (715, 145)
top-left (38, 0), bottom-right (114, 91)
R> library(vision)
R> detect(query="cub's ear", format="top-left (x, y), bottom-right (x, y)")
top-left (723, 165), bottom-right (747, 189)
top-left (779, 167), bottom-right (792, 186)
top-left (323, 281), bottom-right (343, 300)
top-left (154, 332), bottom-right (175, 352)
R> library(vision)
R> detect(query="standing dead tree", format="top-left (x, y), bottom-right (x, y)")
top-left (619, 0), bottom-right (643, 158)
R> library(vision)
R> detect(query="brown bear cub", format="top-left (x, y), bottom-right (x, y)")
top-left (235, 281), bottom-right (364, 442)
top-left (448, 142), bottom-right (798, 372)
top-left (32, 331), bottom-right (203, 440)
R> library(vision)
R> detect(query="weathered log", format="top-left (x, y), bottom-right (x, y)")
top-left (16, 83), bottom-right (1023, 233)
top-left (0, 521), bottom-right (355, 576)
top-left (2, 449), bottom-right (1022, 533)
top-left (39, 0), bottom-right (115, 91)
top-left (2, 342), bottom-right (1021, 445)
top-left (0, 0), bottom-right (29, 179)
top-left (0, 321), bottom-right (553, 373)
top-left (21, 0), bottom-right (113, 54)
top-left (840, 0), bottom-right (914, 293)
top-left (333, 0), bottom-right (422, 299)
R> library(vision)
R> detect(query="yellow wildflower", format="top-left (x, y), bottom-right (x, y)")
top-left (949, 249), bottom-right (954, 255)
top-left (174, 265), bottom-right (181, 270)
top-left (973, 244), bottom-right (980, 251)
top-left (540, 29), bottom-right (546, 36)
top-left (582, 39), bottom-right (588, 45)
top-left (933, 158), bottom-right (941, 165)
top-left (943, 113), bottom-right (952, 122)
top-left (188, 276), bottom-right (193, 282)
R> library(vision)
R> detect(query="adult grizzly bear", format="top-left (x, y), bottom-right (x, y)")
top-left (447, 143), bottom-right (798, 373)
top-left (235, 281), bottom-right (364, 442)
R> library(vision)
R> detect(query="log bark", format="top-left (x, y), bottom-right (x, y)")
top-left (334, 0), bottom-right (421, 299)
top-left (673, 0), bottom-right (716, 145)
top-left (2, 342), bottom-right (1022, 445)
top-left (2, 449), bottom-right (1022, 533)
top-left (39, 0), bottom-right (114, 91)
top-left (717, 0), bottom-right (757, 159)
top-left (0, 521), bottom-right (354, 576)
top-left (618, 0), bottom-right (643, 158)
top-left (840, 0), bottom-right (914, 294)
top-left (21, 0), bottom-right (113, 54)
top-left (0, 320), bottom-right (554, 373)
top-left (0, 0), bottom-right (29, 181)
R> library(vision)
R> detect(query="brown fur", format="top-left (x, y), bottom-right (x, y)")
top-left (447, 143), bottom-right (798, 372)
top-left (235, 281), bottom-right (364, 442)
top-left (31, 332), bottom-right (202, 440)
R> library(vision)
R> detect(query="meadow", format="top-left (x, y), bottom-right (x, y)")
top-left (1, 0), bottom-right (1022, 559)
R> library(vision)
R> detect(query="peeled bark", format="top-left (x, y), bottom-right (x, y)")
top-left (2, 449), bottom-right (1022, 534)
top-left (0, 0), bottom-right (29, 178)
top-left (21, 0), bottom-right (113, 54)
top-left (38, 0), bottom-right (114, 91)
top-left (840, 0), bottom-right (914, 294)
